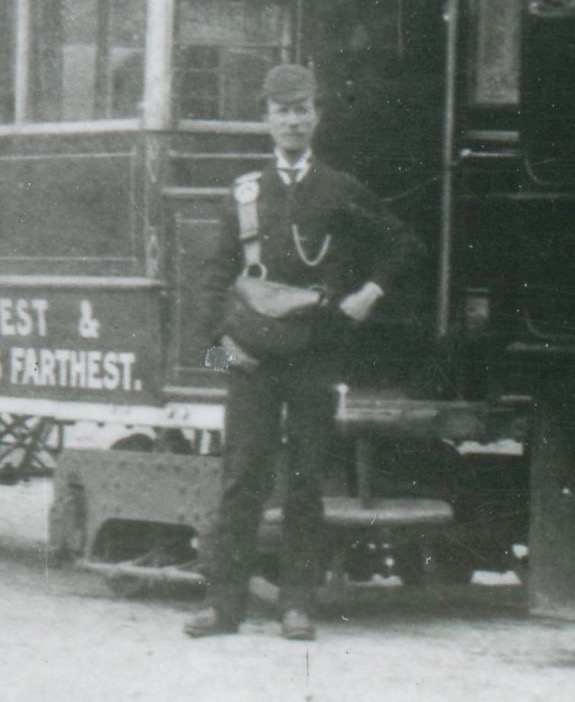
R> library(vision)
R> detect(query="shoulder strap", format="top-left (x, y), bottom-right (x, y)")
top-left (233, 171), bottom-right (264, 275)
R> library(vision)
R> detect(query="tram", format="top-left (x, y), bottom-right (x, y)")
top-left (1, 0), bottom-right (574, 617)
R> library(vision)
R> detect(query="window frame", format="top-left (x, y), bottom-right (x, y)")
top-left (3, 0), bottom-right (299, 136)
top-left (6, 0), bottom-right (148, 133)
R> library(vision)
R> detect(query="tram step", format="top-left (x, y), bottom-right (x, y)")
top-left (78, 559), bottom-right (207, 586)
top-left (264, 497), bottom-right (453, 529)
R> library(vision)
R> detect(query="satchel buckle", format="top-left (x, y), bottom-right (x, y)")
top-left (242, 263), bottom-right (268, 280)
top-left (309, 284), bottom-right (330, 307)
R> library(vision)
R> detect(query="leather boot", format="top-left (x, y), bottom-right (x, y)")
top-left (183, 606), bottom-right (239, 638)
top-left (281, 609), bottom-right (316, 641)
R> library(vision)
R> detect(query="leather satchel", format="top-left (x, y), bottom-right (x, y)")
top-left (224, 277), bottom-right (322, 357)
top-left (223, 172), bottom-right (324, 357)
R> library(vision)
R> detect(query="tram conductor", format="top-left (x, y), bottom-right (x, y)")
top-left (184, 64), bottom-right (422, 640)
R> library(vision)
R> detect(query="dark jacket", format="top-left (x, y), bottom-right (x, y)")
top-left (202, 157), bottom-right (423, 346)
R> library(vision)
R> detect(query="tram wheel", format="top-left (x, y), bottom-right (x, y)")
top-left (111, 433), bottom-right (155, 452)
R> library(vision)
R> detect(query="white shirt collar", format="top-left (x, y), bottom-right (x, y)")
top-left (275, 148), bottom-right (312, 184)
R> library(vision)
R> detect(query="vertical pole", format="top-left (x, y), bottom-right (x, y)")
top-left (294, 0), bottom-right (303, 64)
top-left (280, 0), bottom-right (294, 64)
top-left (94, 0), bottom-right (112, 119)
top-left (529, 384), bottom-right (575, 620)
top-left (436, 0), bottom-right (459, 341)
top-left (14, 0), bottom-right (31, 124)
top-left (143, 0), bottom-right (176, 130)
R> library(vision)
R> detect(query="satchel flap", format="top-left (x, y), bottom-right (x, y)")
top-left (233, 278), bottom-right (321, 319)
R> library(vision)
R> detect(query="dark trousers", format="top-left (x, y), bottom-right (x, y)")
top-left (206, 357), bottom-right (337, 619)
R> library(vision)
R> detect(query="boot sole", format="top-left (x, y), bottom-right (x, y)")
top-left (183, 623), bottom-right (238, 638)
top-left (281, 627), bottom-right (316, 641)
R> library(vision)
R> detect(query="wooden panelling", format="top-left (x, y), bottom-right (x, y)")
top-left (164, 129), bottom-right (271, 386)
top-left (168, 130), bottom-right (270, 187)
top-left (166, 193), bottom-right (224, 379)
top-left (0, 150), bottom-right (137, 273)
top-left (168, 150), bottom-right (270, 188)
top-left (0, 132), bottom-right (143, 275)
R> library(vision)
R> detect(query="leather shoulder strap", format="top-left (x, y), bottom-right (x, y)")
top-left (233, 172), bottom-right (263, 272)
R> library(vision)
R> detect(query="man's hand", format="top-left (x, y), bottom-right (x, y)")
top-left (339, 282), bottom-right (384, 323)
top-left (221, 334), bottom-right (260, 372)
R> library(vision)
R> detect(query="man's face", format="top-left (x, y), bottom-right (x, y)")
top-left (265, 96), bottom-right (319, 159)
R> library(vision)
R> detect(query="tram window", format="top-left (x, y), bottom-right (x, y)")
top-left (177, 46), bottom-right (277, 121)
top-left (179, 46), bottom-right (221, 120)
top-left (59, 0), bottom-right (146, 120)
top-left (9, 0), bottom-right (146, 124)
top-left (176, 0), bottom-right (287, 121)
top-left (466, 0), bottom-right (521, 107)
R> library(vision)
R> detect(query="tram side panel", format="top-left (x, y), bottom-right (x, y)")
top-left (0, 132), bottom-right (164, 408)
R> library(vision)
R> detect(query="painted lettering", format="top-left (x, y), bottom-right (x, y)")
top-left (8, 347), bottom-right (141, 392)
top-left (103, 351), bottom-right (120, 390)
top-left (0, 299), bottom-right (15, 335)
top-left (87, 351), bottom-right (103, 390)
top-left (54, 349), bottom-right (70, 386)
top-left (0, 298), bottom-right (48, 337)
top-left (69, 351), bottom-right (87, 388)
top-left (22, 348), bottom-right (40, 385)
top-left (31, 299), bottom-right (48, 337)
top-left (10, 347), bottom-right (25, 383)
top-left (78, 301), bottom-right (100, 339)
top-left (39, 349), bottom-right (57, 386)
top-left (117, 352), bottom-right (136, 391)
top-left (15, 299), bottom-right (33, 336)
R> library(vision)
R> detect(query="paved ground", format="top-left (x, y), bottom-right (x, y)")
top-left (2, 477), bottom-right (575, 702)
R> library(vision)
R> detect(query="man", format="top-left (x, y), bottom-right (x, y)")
top-left (184, 64), bottom-right (421, 640)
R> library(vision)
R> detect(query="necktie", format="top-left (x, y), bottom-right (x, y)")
top-left (279, 167), bottom-right (299, 185)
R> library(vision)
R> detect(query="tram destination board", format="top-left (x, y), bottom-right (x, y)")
top-left (0, 285), bottom-right (163, 405)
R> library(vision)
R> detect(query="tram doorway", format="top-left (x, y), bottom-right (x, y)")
top-left (296, 0), bottom-right (447, 387)
top-left (302, 0), bottom-right (445, 206)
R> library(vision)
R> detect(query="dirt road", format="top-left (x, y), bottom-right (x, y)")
top-left (1, 479), bottom-right (575, 702)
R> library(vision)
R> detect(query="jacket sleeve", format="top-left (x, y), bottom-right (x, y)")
top-left (346, 176), bottom-right (426, 293)
top-left (198, 194), bottom-right (242, 346)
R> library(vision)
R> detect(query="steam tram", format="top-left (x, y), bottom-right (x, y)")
top-left (1, 0), bottom-right (574, 617)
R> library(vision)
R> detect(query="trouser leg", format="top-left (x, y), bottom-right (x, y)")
top-left (279, 374), bottom-right (336, 613)
top-left (206, 368), bottom-right (281, 619)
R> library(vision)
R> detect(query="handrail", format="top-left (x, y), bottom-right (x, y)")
top-left (14, 0), bottom-right (31, 124)
top-left (464, 129), bottom-right (520, 143)
top-left (0, 275), bottom-right (164, 290)
top-left (168, 151), bottom-right (270, 160)
top-left (177, 119), bottom-right (270, 135)
top-left (0, 118), bottom-right (269, 138)
top-left (436, 0), bottom-right (459, 342)
top-left (528, 0), bottom-right (575, 17)
top-left (143, 0), bottom-right (176, 130)
top-left (0, 119), bottom-right (142, 138)
top-left (162, 186), bottom-right (229, 199)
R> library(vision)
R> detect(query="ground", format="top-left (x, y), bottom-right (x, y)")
top-left (2, 475), bottom-right (575, 702)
